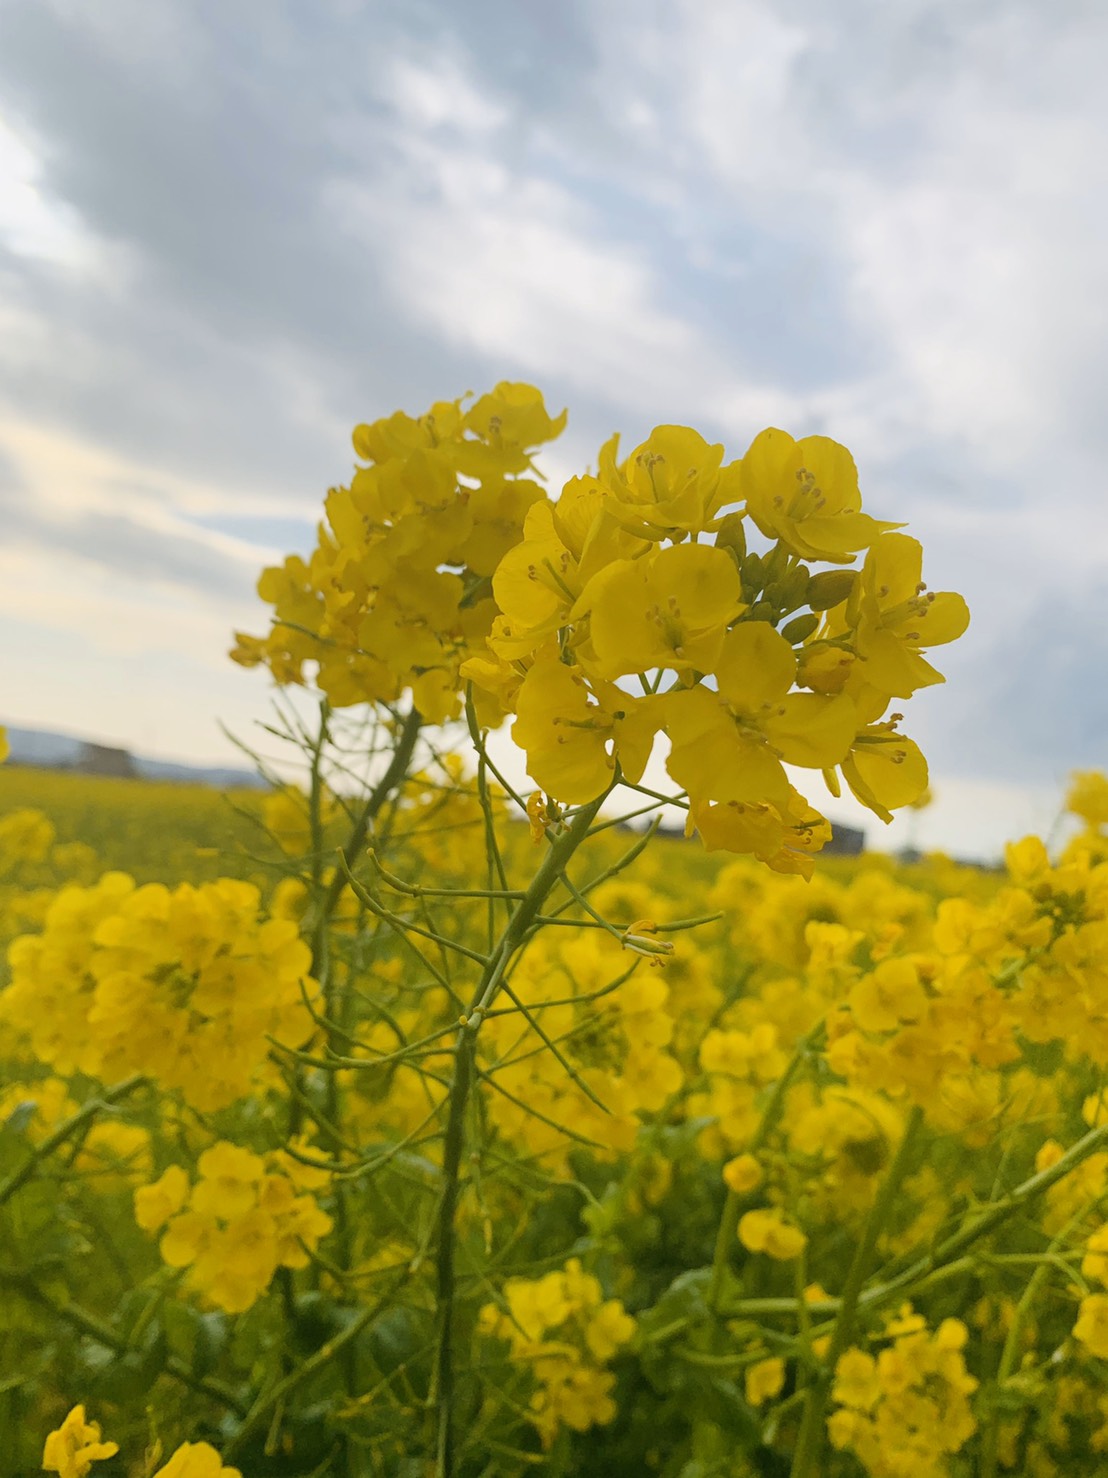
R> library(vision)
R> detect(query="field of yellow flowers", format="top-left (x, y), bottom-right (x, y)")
top-left (5, 384), bottom-right (1108, 1478)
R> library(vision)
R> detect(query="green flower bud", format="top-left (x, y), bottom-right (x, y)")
top-left (764, 580), bottom-right (787, 609)
top-left (740, 552), bottom-right (765, 590)
top-left (780, 612), bottom-right (821, 645)
top-left (807, 569), bottom-right (857, 611)
top-left (762, 541), bottom-right (791, 586)
top-left (715, 512), bottom-right (747, 561)
top-left (781, 563), bottom-right (811, 611)
top-left (747, 600), bottom-right (779, 625)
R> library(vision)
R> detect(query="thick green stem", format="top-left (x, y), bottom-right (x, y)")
top-left (789, 1106), bottom-right (923, 1478)
top-left (310, 706), bottom-right (422, 972)
top-left (432, 791), bottom-right (609, 1478)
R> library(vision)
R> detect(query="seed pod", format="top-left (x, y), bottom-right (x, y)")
top-left (807, 569), bottom-right (857, 611)
top-left (780, 612), bottom-right (820, 645)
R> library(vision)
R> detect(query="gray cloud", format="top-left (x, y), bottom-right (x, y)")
top-left (1, 475), bottom-right (253, 601)
top-left (931, 580), bottom-right (1108, 786)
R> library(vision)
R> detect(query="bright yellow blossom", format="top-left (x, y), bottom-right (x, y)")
top-left (745, 1356), bottom-right (786, 1406)
top-left (42, 1407), bottom-right (118, 1478)
top-left (153, 1443), bottom-right (242, 1478)
top-left (738, 1208), bottom-right (807, 1260)
top-left (666, 622), bottom-right (855, 811)
top-left (739, 428), bottom-right (900, 562)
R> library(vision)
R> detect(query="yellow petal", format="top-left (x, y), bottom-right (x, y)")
top-left (910, 591), bottom-right (970, 647)
top-left (715, 622), bottom-right (796, 710)
top-left (766, 693), bottom-right (856, 768)
top-left (842, 734), bottom-right (928, 821)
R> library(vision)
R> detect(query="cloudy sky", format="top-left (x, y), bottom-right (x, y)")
top-left (2, 0), bottom-right (1106, 858)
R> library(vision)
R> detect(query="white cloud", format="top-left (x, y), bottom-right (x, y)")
top-left (381, 52), bottom-right (509, 135)
top-left (0, 112), bottom-right (94, 267)
top-left (0, 417), bottom-right (282, 561)
top-left (581, 0), bottom-right (1108, 490)
top-left (328, 46), bottom-right (816, 444)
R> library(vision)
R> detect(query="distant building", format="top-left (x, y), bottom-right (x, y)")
top-left (74, 741), bottom-right (137, 778)
top-left (825, 823), bottom-right (865, 856)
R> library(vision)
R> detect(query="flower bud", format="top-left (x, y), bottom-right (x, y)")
top-left (762, 541), bottom-right (791, 586)
top-left (780, 612), bottom-right (820, 645)
top-left (715, 513), bottom-right (747, 562)
top-left (740, 553), bottom-right (765, 592)
top-left (781, 563), bottom-right (811, 610)
top-left (807, 569), bottom-right (857, 611)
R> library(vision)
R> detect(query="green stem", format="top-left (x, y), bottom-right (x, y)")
top-left (789, 1106), bottom-right (923, 1478)
top-left (978, 1207), bottom-right (1088, 1478)
top-left (432, 791), bottom-right (610, 1478)
top-left (857, 1117), bottom-right (1108, 1317)
top-left (0, 1075), bottom-right (145, 1208)
top-left (224, 1287), bottom-right (402, 1458)
top-left (0, 1268), bottom-right (245, 1415)
top-left (310, 706), bottom-right (422, 967)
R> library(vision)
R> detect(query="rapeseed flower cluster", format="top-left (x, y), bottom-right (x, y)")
top-left (465, 421), bottom-right (967, 867)
top-left (478, 1258), bottom-right (636, 1447)
top-left (829, 1310), bottom-right (978, 1478)
top-left (3, 874), bottom-right (316, 1109)
top-left (134, 1139), bottom-right (333, 1313)
top-left (480, 927), bottom-right (683, 1173)
top-left (231, 382), bottom-right (567, 723)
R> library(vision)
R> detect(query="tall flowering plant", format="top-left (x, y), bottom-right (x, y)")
top-left (35, 385), bottom-right (1108, 1478)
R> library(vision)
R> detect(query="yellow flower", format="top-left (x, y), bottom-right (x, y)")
top-left (836, 717), bottom-right (929, 824)
top-left (832, 1349), bottom-right (882, 1411)
top-left (493, 500), bottom-right (584, 651)
top-left (739, 428), bottom-right (901, 562)
top-left (134, 1164), bottom-right (191, 1232)
top-left (849, 958), bottom-right (929, 1034)
top-left (580, 542), bottom-right (744, 681)
top-left (737, 1208), bottom-right (807, 1260)
top-left (511, 657), bottom-right (658, 804)
top-left (42, 1406), bottom-right (118, 1478)
top-left (666, 622), bottom-right (855, 811)
top-left (1068, 771), bottom-right (1108, 828)
top-left (464, 380), bottom-right (568, 452)
top-left (689, 788), bottom-right (832, 874)
top-left (159, 1209), bottom-right (218, 1269)
top-left (602, 424), bottom-right (740, 539)
top-left (847, 533), bottom-right (969, 701)
top-left (745, 1356), bottom-right (786, 1407)
top-left (584, 1300), bottom-right (636, 1361)
top-left (505, 1270), bottom-right (573, 1342)
top-left (723, 1153), bottom-right (764, 1194)
top-left (547, 1365), bottom-right (618, 1437)
top-left (153, 1442), bottom-right (242, 1478)
top-left (191, 1142), bottom-right (267, 1219)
